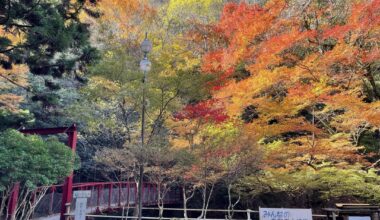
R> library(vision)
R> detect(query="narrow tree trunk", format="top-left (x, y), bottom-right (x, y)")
top-left (198, 185), bottom-right (206, 219)
top-left (226, 184), bottom-right (240, 220)
top-left (23, 187), bottom-right (48, 220)
top-left (182, 185), bottom-right (195, 220)
top-left (158, 204), bottom-right (164, 220)
top-left (183, 186), bottom-right (188, 220)
top-left (157, 185), bottom-right (164, 220)
top-left (133, 180), bottom-right (139, 217)
top-left (204, 183), bottom-right (214, 219)
top-left (227, 184), bottom-right (233, 220)
top-left (0, 188), bottom-right (10, 218)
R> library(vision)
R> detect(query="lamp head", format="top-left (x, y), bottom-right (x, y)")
top-left (141, 33), bottom-right (152, 54)
top-left (140, 57), bottom-right (151, 72)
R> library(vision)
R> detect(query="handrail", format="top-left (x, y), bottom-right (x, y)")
top-left (141, 207), bottom-right (259, 213)
top-left (63, 207), bottom-right (329, 219)
top-left (37, 181), bottom-right (139, 189)
top-left (32, 181), bottom-right (181, 219)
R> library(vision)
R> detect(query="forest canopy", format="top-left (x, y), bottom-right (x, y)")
top-left (1, 0), bottom-right (380, 215)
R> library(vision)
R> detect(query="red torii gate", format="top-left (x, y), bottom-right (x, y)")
top-left (7, 124), bottom-right (77, 220)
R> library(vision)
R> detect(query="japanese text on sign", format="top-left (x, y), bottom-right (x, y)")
top-left (259, 208), bottom-right (312, 220)
top-left (74, 190), bottom-right (91, 220)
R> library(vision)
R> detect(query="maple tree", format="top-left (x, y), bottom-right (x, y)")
top-left (171, 99), bottom-right (261, 218)
top-left (192, 0), bottom-right (380, 204)
top-left (170, 99), bottom-right (226, 218)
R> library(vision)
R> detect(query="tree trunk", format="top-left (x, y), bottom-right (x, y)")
top-left (204, 184), bottom-right (214, 219)
top-left (22, 187), bottom-right (48, 220)
top-left (226, 184), bottom-right (240, 220)
top-left (133, 180), bottom-right (139, 217)
top-left (366, 71), bottom-right (380, 100)
top-left (0, 188), bottom-right (10, 218)
top-left (183, 186), bottom-right (188, 220)
top-left (198, 185), bottom-right (206, 219)
top-left (182, 185), bottom-right (195, 220)
top-left (197, 183), bottom-right (214, 219)
top-left (159, 204), bottom-right (164, 220)
top-left (157, 185), bottom-right (164, 220)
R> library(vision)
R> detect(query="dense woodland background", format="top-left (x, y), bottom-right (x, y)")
top-left (1, 0), bottom-right (380, 218)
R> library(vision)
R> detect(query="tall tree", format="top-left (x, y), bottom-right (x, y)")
top-left (196, 0), bottom-right (380, 204)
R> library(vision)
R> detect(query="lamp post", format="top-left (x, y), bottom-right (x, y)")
top-left (138, 33), bottom-right (152, 220)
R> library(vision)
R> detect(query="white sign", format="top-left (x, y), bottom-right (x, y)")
top-left (259, 208), bottom-right (312, 220)
top-left (73, 190), bottom-right (91, 198)
top-left (74, 198), bottom-right (87, 220)
top-left (73, 191), bottom-right (91, 220)
top-left (349, 217), bottom-right (371, 220)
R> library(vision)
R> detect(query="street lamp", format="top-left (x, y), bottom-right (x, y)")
top-left (138, 33), bottom-right (151, 220)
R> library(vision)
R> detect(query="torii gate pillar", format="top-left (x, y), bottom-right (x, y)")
top-left (19, 124), bottom-right (77, 220)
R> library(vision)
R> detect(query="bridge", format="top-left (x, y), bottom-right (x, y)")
top-left (31, 181), bottom-right (181, 220)
top-left (6, 125), bottom-right (180, 220)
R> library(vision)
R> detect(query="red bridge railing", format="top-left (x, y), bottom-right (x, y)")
top-left (31, 181), bottom-right (181, 219)
top-left (11, 126), bottom-right (181, 220)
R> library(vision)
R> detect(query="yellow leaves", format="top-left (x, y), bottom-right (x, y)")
top-left (200, 121), bottom-right (239, 144)
top-left (0, 26), bottom-right (25, 46)
top-left (97, 0), bottom-right (145, 25)
top-left (263, 140), bottom-right (284, 156)
top-left (81, 76), bottom-right (121, 104)
top-left (0, 94), bottom-right (24, 112)
top-left (261, 132), bottom-right (362, 171)
top-left (0, 64), bottom-right (29, 111)
top-left (165, 0), bottom-right (224, 24)
top-left (154, 40), bottom-right (200, 74)
top-left (0, 65), bottom-right (29, 89)
top-left (84, 0), bottom-right (152, 46)
top-left (88, 76), bottom-right (120, 92)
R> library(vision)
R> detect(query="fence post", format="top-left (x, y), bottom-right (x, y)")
top-left (96, 186), bottom-right (101, 213)
top-left (135, 182), bottom-right (137, 205)
top-left (64, 203), bottom-right (71, 220)
top-left (49, 187), bottom-right (56, 215)
top-left (247, 209), bottom-right (252, 220)
top-left (127, 182), bottom-right (130, 207)
top-left (108, 183), bottom-right (113, 208)
top-left (118, 182), bottom-right (122, 207)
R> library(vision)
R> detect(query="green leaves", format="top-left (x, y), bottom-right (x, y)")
top-left (1, 0), bottom-right (98, 75)
top-left (0, 129), bottom-right (75, 189)
top-left (238, 166), bottom-right (380, 204)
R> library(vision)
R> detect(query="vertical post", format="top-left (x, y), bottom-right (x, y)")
top-left (96, 186), bottom-right (101, 213)
top-left (138, 70), bottom-right (146, 220)
top-left (6, 182), bottom-right (20, 220)
top-left (138, 32), bottom-right (151, 220)
top-left (247, 209), bottom-right (251, 220)
top-left (142, 183), bottom-right (145, 205)
top-left (49, 187), bottom-right (55, 215)
top-left (146, 184), bottom-right (150, 205)
top-left (108, 184), bottom-right (113, 208)
top-left (135, 182), bottom-right (137, 205)
top-left (118, 183), bottom-right (122, 207)
top-left (60, 125), bottom-right (77, 220)
top-left (127, 182), bottom-right (130, 207)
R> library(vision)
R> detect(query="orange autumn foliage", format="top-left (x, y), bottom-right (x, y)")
top-left (197, 0), bottom-right (380, 171)
top-left (0, 28), bottom-right (29, 111)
